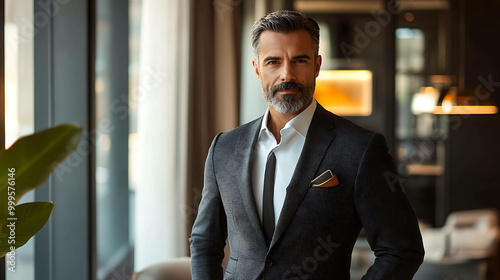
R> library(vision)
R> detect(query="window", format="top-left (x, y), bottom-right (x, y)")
top-left (94, 0), bottom-right (141, 278)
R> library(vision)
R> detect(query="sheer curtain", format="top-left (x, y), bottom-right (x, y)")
top-left (134, 0), bottom-right (190, 270)
top-left (135, 0), bottom-right (242, 270)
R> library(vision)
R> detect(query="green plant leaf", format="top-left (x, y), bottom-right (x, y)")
top-left (0, 124), bottom-right (83, 228)
top-left (0, 202), bottom-right (54, 258)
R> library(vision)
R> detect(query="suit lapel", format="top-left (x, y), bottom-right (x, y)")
top-left (234, 118), bottom-right (268, 247)
top-left (271, 105), bottom-right (337, 247)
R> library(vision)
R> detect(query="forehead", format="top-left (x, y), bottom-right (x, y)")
top-left (258, 29), bottom-right (314, 56)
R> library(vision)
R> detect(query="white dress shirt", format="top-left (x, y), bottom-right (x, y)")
top-left (252, 99), bottom-right (317, 226)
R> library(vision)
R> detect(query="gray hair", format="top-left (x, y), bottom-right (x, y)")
top-left (251, 10), bottom-right (320, 59)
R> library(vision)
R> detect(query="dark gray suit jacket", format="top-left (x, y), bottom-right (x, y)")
top-left (190, 104), bottom-right (424, 279)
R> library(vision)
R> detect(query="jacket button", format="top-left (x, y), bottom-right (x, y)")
top-left (265, 259), bottom-right (273, 267)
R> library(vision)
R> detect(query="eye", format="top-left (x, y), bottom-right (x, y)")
top-left (295, 59), bottom-right (307, 63)
top-left (267, 60), bottom-right (279, 65)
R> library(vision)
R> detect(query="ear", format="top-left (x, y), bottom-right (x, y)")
top-left (314, 55), bottom-right (322, 78)
top-left (252, 58), bottom-right (261, 80)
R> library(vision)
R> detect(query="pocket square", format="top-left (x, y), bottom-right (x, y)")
top-left (311, 170), bottom-right (339, 187)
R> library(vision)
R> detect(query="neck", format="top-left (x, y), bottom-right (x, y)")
top-left (267, 98), bottom-right (313, 143)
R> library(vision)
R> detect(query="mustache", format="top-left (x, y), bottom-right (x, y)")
top-left (271, 82), bottom-right (305, 95)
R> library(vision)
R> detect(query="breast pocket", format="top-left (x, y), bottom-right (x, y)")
top-left (304, 183), bottom-right (344, 212)
top-left (292, 183), bottom-right (345, 231)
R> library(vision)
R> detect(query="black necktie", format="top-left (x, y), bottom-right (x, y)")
top-left (263, 151), bottom-right (276, 245)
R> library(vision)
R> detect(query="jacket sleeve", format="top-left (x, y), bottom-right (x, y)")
top-left (189, 133), bottom-right (227, 279)
top-left (355, 133), bottom-right (425, 280)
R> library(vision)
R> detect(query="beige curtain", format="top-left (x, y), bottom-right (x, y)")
top-left (135, 0), bottom-right (190, 270)
top-left (186, 0), bottom-right (242, 252)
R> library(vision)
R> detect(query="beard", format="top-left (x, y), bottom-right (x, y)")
top-left (262, 81), bottom-right (315, 114)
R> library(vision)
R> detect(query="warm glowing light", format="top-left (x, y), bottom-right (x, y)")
top-left (314, 70), bottom-right (372, 116)
top-left (407, 164), bottom-right (443, 176)
top-left (433, 106), bottom-right (498, 115)
top-left (441, 88), bottom-right (456, 113)
top-left (433, 87), bottom-right (498, 114)
top-left (411, 87), bottom-right (439, 114)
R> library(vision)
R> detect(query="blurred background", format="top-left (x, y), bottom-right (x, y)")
top-left (2, 0), bottom-right (500, 279)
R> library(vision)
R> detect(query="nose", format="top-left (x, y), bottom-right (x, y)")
top-left (280, 61), bottom-right (296, 82)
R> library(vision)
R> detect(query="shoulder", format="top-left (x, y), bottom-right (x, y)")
top-left (317, 104), bottom-right (380, 143)
top-left (312, 105), bottom-right (389, 160)
top-left (333, 116), bottom-right (390, 162)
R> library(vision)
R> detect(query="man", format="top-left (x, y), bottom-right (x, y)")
top-left (190, 10), bottom-right (424, 280)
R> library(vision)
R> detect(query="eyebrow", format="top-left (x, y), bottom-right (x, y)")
top-left (263, 56), bottom-right (281, 63)
top-left (262, 54), bottom-right (312, 63)
top-left (292, 54), bottom-right (312, 60)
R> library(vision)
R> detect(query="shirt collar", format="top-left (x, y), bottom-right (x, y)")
top-left (259, 99), bottom-right (317, 139)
